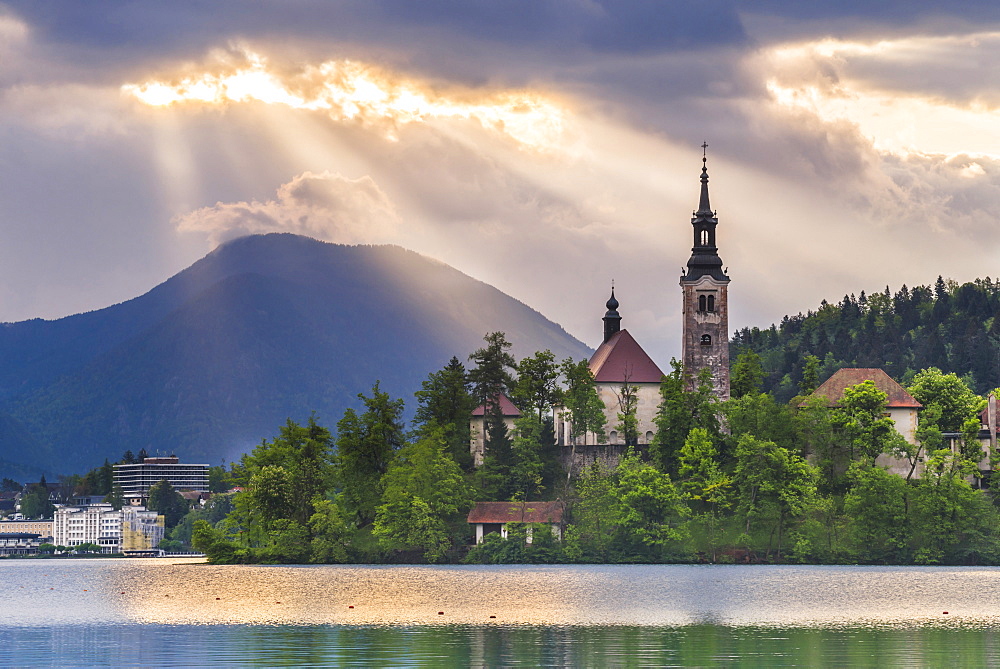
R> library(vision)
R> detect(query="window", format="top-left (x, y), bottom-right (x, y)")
top-left (700, 334), bottom-right (712, 346)
top-left (645, 431), bottom-right (654, 443)
top-left (609, 430), bottom-right (618, 445)
top-left (698, 295), bottom-right (707, 312)
top-left (700, 229), bottom-right (709, 245)
top-left (707, 295), bottom-right (715, 312)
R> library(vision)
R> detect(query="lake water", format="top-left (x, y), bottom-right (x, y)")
top-left (3, 559), bottom-right (1000, 666)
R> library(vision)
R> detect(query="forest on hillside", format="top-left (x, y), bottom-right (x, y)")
top-left (731, 277), bottom-right (1000, 402)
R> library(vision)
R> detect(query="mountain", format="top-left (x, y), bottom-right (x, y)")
top-left (0, 234), bottom-right (591, 477)
top-left (732, 277), bottom-right (1000, 402)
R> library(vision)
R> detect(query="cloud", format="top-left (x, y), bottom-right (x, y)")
top-left (175, 172), bottom-right (400, 245)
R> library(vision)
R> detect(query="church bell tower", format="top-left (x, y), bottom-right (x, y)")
top-left (680, 146), bottom-right (730, 400)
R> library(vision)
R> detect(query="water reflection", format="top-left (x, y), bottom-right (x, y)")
top-left (5, 560), bottom-right (1000, 627)
top-left (4, 561), bottom-right (1000, 665)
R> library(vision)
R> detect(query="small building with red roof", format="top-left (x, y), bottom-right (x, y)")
top-left (467, 501), bottom-right (564, 544)
top-left (803, 367), bottom-right (922, 475)
top-left (469, 393), bottom-right (522, 467)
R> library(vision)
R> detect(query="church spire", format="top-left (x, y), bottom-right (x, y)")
top-left (697, 141), bottom-right (712, 215)
top-left (602, 285), bottom-right (621, 342)
top-left (681, 144), bottom-right (728, 283)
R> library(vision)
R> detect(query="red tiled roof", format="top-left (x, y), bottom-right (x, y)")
top-left (467, 501), bottom-right (564, 524)
top-left (589, 329), bottom-right (664, 384)
top-left (471, 393), bottom-right (522, 417)
top-left (805, 368), bottom-right (922, 408)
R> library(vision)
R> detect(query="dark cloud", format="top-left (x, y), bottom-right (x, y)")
top-left (5, 0), bottom-right (747, 64)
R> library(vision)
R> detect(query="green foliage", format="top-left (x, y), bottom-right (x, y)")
top-left (615, 454), bottom-right (689, 555)
top-left (732, 277), bottom-right (1000, 399)
top-left (74, 542), bottom-right (103, 554)
top-left (463, 523), bottom-right (564, 564)
top-left (732, 435), bottom-right (820, 560)
top-left (19, 482), bottom-right (54, 519)
top-left (468, 331), bottom-right (516, 408)
top-left (512, 350), bottom-right (563, 421)
top-left (105, 483), bottom-right (125, 511)
top-left (560, 358), bottom-right (606, 445)
top-left (615, 377), bottom-right (639, 449)
top-left (37, 543), bottom-right (56, 554)
top-left (651, 361), bottom-right (719, 475)
top-left (147, 479), bottom-right (189, 528)
top-left (336, 383), bottom-right (405, 526)
top-left (413, 356), bottom-right (476, 470)
top-left (720, 391), bottom-right (796, 453)
top-left (373, 431), bottom-right (471, 562)
top-left (908, 368), bottom-right (985, 432)
top-left (308, 498), bottom-right (351, 564)
top-left (207, 466), bottom-right (232, 493)
top-left (730, 351), bottom-right (764, 398)
top-left (833, 381), bottom-right (905, 464)
top-left (844, 464), bottom-right (911, 563)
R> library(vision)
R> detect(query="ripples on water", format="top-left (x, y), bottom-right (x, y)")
top-left (3, 560), bottom-right (1000, 666)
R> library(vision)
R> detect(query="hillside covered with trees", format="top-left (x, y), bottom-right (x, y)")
top-left (174, 332), bottom-right (1000, 567)
top-left (731, 277), bottom-right (1000, 402)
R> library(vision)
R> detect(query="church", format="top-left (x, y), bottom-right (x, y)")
top-left (553, 151), bottom-right (731, 454)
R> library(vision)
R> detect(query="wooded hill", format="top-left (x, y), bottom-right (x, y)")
top-left (0, 234), bottom-right (590, 478)
top-left (731, 277), bottom-right (1000, 402)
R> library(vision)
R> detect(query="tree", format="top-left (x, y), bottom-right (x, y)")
top-left (507, 416), bottom-right (548, 499)
top-left (413, 356), bottom-right (476, 469)
top-left (105, 483), bottom-right (125, 511)
top-left (833, 380), bottom-right (904, 464)
top-left (844, 463), bottom-right (911, 563)
top-left (234, 416), bottom-right (336, 528)
top-left (721, 391), bottom-right (796, 453)
top-left (614, 454), bottom-right (689, 557)
top-left (799, 354), bottom-right (821, 395)
top-left (908, 368), bottom-right (986, 468)
top-left (794, 394), bottom-right (846, 492)
top-left (908, 368), bottom-right (985, 432)
top-left (565, 462), bottom-right (621, 562)
top-left (732, 435), bottom-right (819, 560)
top-left (512, 350), bottom-right (563, 421)
top-left (651, 361), bottom-right (720, 475)
top-left (308, 498), bottom-right (351, 563)
top-left (468, 332), bottom-right (516, 409)
top-left (336, 382), bottom-right (406, 526)
top-left (147, 479), bottom-right (188, 528)
top-left (615, 371), bottom-right (639, 449)
top-left (208, 466), bottom-right (232, 493)
top-left (19, 481), bottom-right (54, 519)
top-left (373, 431), bottom-right (471, 561)
top-left (0, 477), bottom-right (20, 493)
top-left (560, 358), bottom-right (607, 445)
top-left (730, 350), bottom-right (764, 399)
top-left (678, 427), bottom-right (731, 561)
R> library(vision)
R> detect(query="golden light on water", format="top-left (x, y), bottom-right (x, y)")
top-left (122, 50), bottom-right (570, 151)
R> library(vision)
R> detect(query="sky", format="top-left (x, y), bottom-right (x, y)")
top-left (2, 1), bottom-right (1000, 364)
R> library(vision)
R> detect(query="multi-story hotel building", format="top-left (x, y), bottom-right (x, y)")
top-left (114, 456), bottom-right (209, 503)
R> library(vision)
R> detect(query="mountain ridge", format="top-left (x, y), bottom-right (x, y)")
top-left (0, 234), bottom-right (592, 477)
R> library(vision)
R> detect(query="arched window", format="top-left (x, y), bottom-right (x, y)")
top-left (609, 430), bottom-right (618, 445)
top-left (698, 295), bottom-right (707, 312)
top-left (700, 334), bottom-right (712, 346)
top-left (645, 431), bottom-right (654, 444)
top-left (700, 230), bottom-right (709, 245)
top-left (707, 295), bottom-right (715, 312)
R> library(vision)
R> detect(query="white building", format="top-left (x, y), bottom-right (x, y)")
top-left (53, 503), bottom-right (164, 553)
top-left (114, 456), bottom-right (209, 504)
